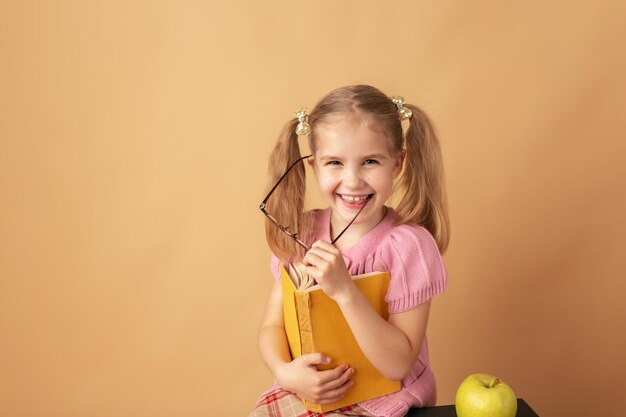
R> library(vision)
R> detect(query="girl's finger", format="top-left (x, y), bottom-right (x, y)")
top-left (313, 365), bottom-right (347, 385)
top-left (321, 366), bottom-right (354, 391)
top-left (299, 353), bottom-right (330, 367)
top-left (311, 240), bottom-right (341, 254)
top-left (304, 266), bottom-right (322, 281)
top-left (303, 251), bottom-right (327, 269)
top-left (316, 379), bottom-right (353, 404)
top-left (305, 246), bottom-right (335, 264)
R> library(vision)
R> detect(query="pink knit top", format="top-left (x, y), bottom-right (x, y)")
top-left (271, 207), bottom-right (447, 417)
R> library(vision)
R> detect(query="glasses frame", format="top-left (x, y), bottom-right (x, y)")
top-left (259, 154), bottom-right (369, 252)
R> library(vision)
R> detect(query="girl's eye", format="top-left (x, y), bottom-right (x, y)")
top-left (364, 159), bottom-right (379, 165)
top-left (326, 160), bottom-right (341, 166)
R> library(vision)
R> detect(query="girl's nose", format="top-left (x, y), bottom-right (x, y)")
top-left (342, 167), bottom-right (363, 188)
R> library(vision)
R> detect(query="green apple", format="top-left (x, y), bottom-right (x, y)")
top-left (455, 373), bottom-right (517, 417)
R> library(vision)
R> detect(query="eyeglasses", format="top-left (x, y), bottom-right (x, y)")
top-left (259, 154), bottom-right (369, 251)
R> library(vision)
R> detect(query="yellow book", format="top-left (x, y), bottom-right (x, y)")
top-left (280, 264), bottom-right (401, 413)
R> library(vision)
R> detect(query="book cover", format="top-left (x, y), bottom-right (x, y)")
top-left (280, 264), bottom-right (401, 412)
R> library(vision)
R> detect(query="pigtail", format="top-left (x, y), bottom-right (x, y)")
top-left (264, 119), bottom-right (310, 263)
top-left (396, 104), bottom-right (450, 253)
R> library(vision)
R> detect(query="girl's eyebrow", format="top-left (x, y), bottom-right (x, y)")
top-left (318, 153), bottom-right (389, 162)
top-left (318, 154), bottom-right (341, 162)
top-left (364, 153), bottom-right (388, 160)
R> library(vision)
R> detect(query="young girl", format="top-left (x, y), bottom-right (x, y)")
top-left (251, 85), bottom-right (449, 417)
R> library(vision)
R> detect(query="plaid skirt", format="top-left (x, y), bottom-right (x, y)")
top-left (249, 388), bottom-right (376, 417)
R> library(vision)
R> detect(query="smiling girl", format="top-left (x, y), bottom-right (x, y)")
top-left (251, 85), bottom-right (450, 417)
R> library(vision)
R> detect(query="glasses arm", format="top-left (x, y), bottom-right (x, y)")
top-left (259, 205), bottom-right (311, 251)
top-left (260, 154), bottom-right (312, 251)
top-left (261, 154), bottom-right (312, 205)
top-left (330, 197), bottom-right (370, 245)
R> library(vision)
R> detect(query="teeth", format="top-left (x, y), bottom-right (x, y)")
top-left (341, 194), bottom-right (369, 202)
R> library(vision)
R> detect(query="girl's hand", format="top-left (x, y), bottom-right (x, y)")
top-left (303, 240), bottom-right (355, 302)
top-left (275, 353), bottom-right (354, 404)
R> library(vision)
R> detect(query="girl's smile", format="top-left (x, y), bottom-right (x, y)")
top-left (310, 114), bottom-right (403, 244)
top-left (337, 193), bottom-right (372, 208)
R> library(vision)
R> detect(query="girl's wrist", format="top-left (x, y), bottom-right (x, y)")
top-left (333, 280), bottom-right (361, 308)
top-left (273, 360), bottom-right (291, 387)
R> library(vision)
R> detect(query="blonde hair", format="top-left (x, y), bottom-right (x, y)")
top-left (264, 85), bottom-right (450, 263)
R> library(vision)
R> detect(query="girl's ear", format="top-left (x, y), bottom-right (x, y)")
top-left (392, 150), bottom-right (405, 179)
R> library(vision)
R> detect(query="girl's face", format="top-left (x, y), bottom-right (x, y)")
top-left (310, 114), bottom-right (403, 240)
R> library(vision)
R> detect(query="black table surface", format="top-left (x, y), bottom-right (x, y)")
top-left (406, 398), bottom-right (539, 417)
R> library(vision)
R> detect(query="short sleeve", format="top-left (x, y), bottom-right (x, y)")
top-left (379, 225), bottom-right (447, 314)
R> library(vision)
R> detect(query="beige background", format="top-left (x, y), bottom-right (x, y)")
top-left (1, 1), bottom-right (625, 416)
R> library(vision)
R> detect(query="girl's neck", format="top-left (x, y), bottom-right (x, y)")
top-left (330, 206), bottom-right (388, 252)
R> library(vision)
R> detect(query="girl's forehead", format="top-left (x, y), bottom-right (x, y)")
top-left (313, 113), bottom-right (395, 154)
